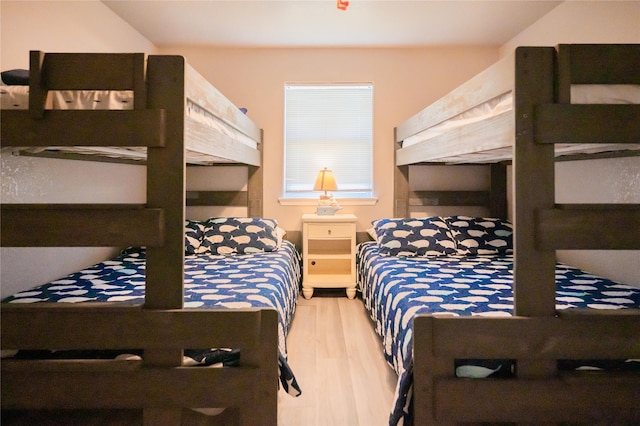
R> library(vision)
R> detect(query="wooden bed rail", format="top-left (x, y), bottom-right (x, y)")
top-left (536, 204), bottom-right (640, 250)
top-left (1, 305), bottom-right (279, 424)
top-left (394, 52), bottom-right (514, 144)
top-left (556, 44), bottom-right (640, 103)
top-left (28, 51), bottom-right (147, 116)
top-left (0, 204), bottom-right (164, 247)
top-left (413, 313), bottom-right (640, 424)
top-left (394, 163), bottom-right (507, 218)
top-left (0, 52), bottom-right (164, 148)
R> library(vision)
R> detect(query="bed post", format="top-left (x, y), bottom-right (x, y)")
top-left (513, 47), bottom-right (557, 377)
top-left (489, 163), bottom-right (507, 219)
top-left (394, 128), bottom-right (409, 217)
top-left (144, 55), bottom-right (186, 425)
top-left (248, 129), bottom-right (264, 217)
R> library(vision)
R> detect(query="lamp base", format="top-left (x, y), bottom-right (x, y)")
top-left (316, 205), bottom-right (342, 215)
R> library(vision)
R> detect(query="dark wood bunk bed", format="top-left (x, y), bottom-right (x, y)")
top-left (0, 51), bottom-right (290, 425)
top-left (370, 44), bottom-right (640, 424)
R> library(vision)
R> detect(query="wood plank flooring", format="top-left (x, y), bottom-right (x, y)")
top-left (278, 290), bottom-right (397, 426)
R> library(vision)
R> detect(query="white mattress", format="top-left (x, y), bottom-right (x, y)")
top-left (402, 85), bottom-right (640, 160)
top-left (1, 86), bottom-right (258, 163)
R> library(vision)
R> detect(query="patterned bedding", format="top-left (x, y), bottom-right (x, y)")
top-left (356, 240), bottom-right (640, 425)
top-left (2, 239), bottom-right (303, 397)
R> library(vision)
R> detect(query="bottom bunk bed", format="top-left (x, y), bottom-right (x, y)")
top-left (357, 216), bottom-right (640, 425)
top-left (1, 217), bottom-right (302, 423)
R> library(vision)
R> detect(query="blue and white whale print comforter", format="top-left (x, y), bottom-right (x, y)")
top-left (356, 241), bottom-right (640, 425)
top-left (3, 240), bottom-right (303, 397)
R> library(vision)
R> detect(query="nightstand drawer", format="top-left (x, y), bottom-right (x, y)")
top-left (307, 223), bottom-right (353, 238)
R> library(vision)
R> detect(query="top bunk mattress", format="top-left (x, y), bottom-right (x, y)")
top-left (1, 84), bottom-right (259, 165)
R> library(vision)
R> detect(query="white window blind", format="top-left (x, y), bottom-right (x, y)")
top-left (284, 84), bottom-right (373, 198)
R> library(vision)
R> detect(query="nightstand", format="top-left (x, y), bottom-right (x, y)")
top-left (301, 213), bottom-right (357, 299)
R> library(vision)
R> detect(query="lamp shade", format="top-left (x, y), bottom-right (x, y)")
top-left (313, 168), bottom-right (337, 193)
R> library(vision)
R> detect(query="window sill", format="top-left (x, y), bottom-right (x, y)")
top-left (278, 197), bottom-right (378, 206)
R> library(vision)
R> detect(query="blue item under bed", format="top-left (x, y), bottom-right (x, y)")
top-left (356, 240), bottom-right (640, 425)
top-left (3, 240), bottom-right (303, 397)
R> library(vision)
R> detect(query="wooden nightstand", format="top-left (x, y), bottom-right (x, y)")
top-left (301, 213), bottom-right (357, 299)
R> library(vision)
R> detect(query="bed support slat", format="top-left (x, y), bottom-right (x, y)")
top-left (435, 377), bottom-right (640, 423)
top-left (2, 367), bottom-right (263, 410)
top-left (537, 205), bottom-right (640, 249)
top-left (415, 314), bottom-right (640, 424)
top-left (1, 305), bottom-right (267, 351)
top-left (535, 104), bottom-right (640, 144)
top-left (2, 307), bottom-right (278, 422)
top-left (408, 190), bottom-right (489, 207)
top-left (558, 44), bottom-right (640, 85)
top-left (27, 51), bottom-right (146, 119)
top-left (427, 314), bottom-right (640, 359)
top-left (1, 205), bottom-right (164, 247)
top-left (1, 110), bottom-right (166, 148)
top-left (186, 190), bottom-right (248, 207)
top-left (557, 43), bottom-right (640, 106)
top-left (40, 52), bottom-right (147, 91)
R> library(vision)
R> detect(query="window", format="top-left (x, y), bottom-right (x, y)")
top-left (283, 83), bottom-right (373, 199)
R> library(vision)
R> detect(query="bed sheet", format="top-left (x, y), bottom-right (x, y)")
top-left (356, 241), bottom-right (640, 425)
top-left (2, 240), bottom-right (302, 397)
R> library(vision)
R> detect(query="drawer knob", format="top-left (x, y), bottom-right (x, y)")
top-left (311, 261), bottom-right (316, 266)
top-left (328, 229), bottom-right (332, 235)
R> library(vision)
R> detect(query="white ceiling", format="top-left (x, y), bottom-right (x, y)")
top-left (102, 1), bottom-right (562, 48)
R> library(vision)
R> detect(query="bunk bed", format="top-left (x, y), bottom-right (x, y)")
top-left (0, 51), bottom-right (298, 425)
top-left (361, 44), bottom-right (640, 425)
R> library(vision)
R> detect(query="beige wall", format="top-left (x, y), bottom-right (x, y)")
top-left (500, 0), bottom-right (640, 57)
top-left (0, 0), bottom-right (157, 68)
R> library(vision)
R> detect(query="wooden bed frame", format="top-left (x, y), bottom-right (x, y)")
top-left (1, 52), bottom-right (276, 425)
top-left (395, 44), bottom-right (640, 424)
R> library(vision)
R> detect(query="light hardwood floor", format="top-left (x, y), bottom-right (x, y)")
top-left (278, 290), bottom-right (398, 426)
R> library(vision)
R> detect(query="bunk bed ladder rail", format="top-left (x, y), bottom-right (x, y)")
top-left (535, 44), bottom-right (640, 252)
top-left (1, 51), bottom-right (166, 249)
top-left (513, 42), bottom-right (640, 425)
top-left (514, 43), bottom-right (640, 423)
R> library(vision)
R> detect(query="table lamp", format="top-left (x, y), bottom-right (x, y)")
top-left (313, 168), bottom-right (341, 215)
